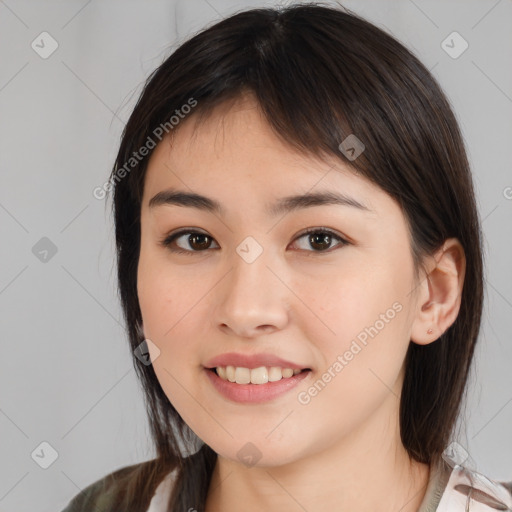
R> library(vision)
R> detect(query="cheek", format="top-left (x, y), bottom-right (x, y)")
top-left (137, 251), bottom-right (211, 383)
top-left (138, 263), bottom-right (207, 422)
top-left (292, 282), bottom-right (409, 448)
top-left (293, 262), bottom-right (410, 400)
top-left (137, 247), bottom-right (193, 338)
top-left (294, 261), bottom-right (404, 346)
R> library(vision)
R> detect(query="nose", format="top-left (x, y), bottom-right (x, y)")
top-left (215, 248), bottom-right (290, 338)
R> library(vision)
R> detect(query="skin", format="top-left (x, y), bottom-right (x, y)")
top-left (137, 93), bottom-right (466, 512)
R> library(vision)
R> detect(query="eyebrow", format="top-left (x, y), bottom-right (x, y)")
top-left (148, 188), bottom-right (373, 216)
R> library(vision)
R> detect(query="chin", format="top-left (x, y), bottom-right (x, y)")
top-left (213, 440), bottom-right (302, 469)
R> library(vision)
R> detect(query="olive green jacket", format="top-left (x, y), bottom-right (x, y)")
top-left (60, 470), bottom-right (119, 512)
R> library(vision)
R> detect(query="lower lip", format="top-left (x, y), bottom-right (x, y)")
top-left (204, 368), bottom-right (311, 404)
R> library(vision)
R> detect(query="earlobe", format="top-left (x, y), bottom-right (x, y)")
top-left (410, 238), bottom-right (466, 346)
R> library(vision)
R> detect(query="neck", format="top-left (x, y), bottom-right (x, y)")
top-left (204, 391), bottom-right (431, 512)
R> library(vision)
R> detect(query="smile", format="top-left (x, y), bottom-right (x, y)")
top-left (215, 365), bottom-right (304, 384)
top-left (205, 366), bottom-right (311, 403)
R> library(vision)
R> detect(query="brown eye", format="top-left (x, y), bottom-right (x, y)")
top-left (309, 232), bottom-right (333, 251)
top-left (184, 233), bottom-right (212, 251)
top-left (161, 230), bottom-right (219, 255)
top-left (292, 228), bottom-right (349, 253)
top-left (160, 227), bottom-right (349, 256)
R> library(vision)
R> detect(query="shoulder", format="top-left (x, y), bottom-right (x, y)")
top-left (435, 455), bottom-right (512, 511)
top-left (59, 459), bottom-right (171, 512)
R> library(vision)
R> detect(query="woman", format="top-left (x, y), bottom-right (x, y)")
top-left (61, 2), bottom-right (512, 511)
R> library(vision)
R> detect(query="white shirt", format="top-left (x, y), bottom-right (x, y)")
top-left (146, 469), bottom-right (177, 512)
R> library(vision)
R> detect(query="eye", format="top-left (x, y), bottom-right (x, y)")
top-left (159, 227), bottom-right (350, 255)
top-left (160, 229), bottom-right (219, 255)
top-left (290, 227), bottom-right (350, 253)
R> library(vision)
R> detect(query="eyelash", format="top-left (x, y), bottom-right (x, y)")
top-left (159, 227), bottom-right (350, 256)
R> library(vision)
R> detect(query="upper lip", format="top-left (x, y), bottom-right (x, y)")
top-left (204, 352), bottom-right (310, 370)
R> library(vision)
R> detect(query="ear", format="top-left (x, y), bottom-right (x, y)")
top-left (410, 238), bottom-right (466, 345)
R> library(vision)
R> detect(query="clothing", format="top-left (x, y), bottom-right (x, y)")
top-left (146, 470), bottom-right (175, 511)
top-left (418, 455), bottom-right (512, 512)
top-left (60, 452), bottom-right (512, 511)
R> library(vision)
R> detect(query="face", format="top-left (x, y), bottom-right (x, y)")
top-left (137, 94), bottom-right (423, 467)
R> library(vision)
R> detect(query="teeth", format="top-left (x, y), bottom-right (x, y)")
top-left (216, 366), bottom-right (227, 380)
top-left (226, 365), bottom-right (236, 382)
top-left (268, 366), bottom-right (282, 382)
top-left (250, 366), bottom-right (268, 384)
top-left (235, 366), bottom-right (251, 384)
top-left (215, 365), bottom-right (304, 384)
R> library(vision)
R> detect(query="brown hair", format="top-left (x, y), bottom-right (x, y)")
top-left (101, 2), bottom-right (484, 510)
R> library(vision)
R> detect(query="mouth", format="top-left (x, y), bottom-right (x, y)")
top-left (204, 366), bottom-right (312, 403)
top-left (206, 366), bottom-right (312, 385)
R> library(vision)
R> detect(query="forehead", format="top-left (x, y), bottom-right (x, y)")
top-left (141, 96), bottom-right (391, 219)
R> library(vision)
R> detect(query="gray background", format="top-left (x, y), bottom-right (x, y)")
top-left (0, 0), bottom-right (511, 510)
